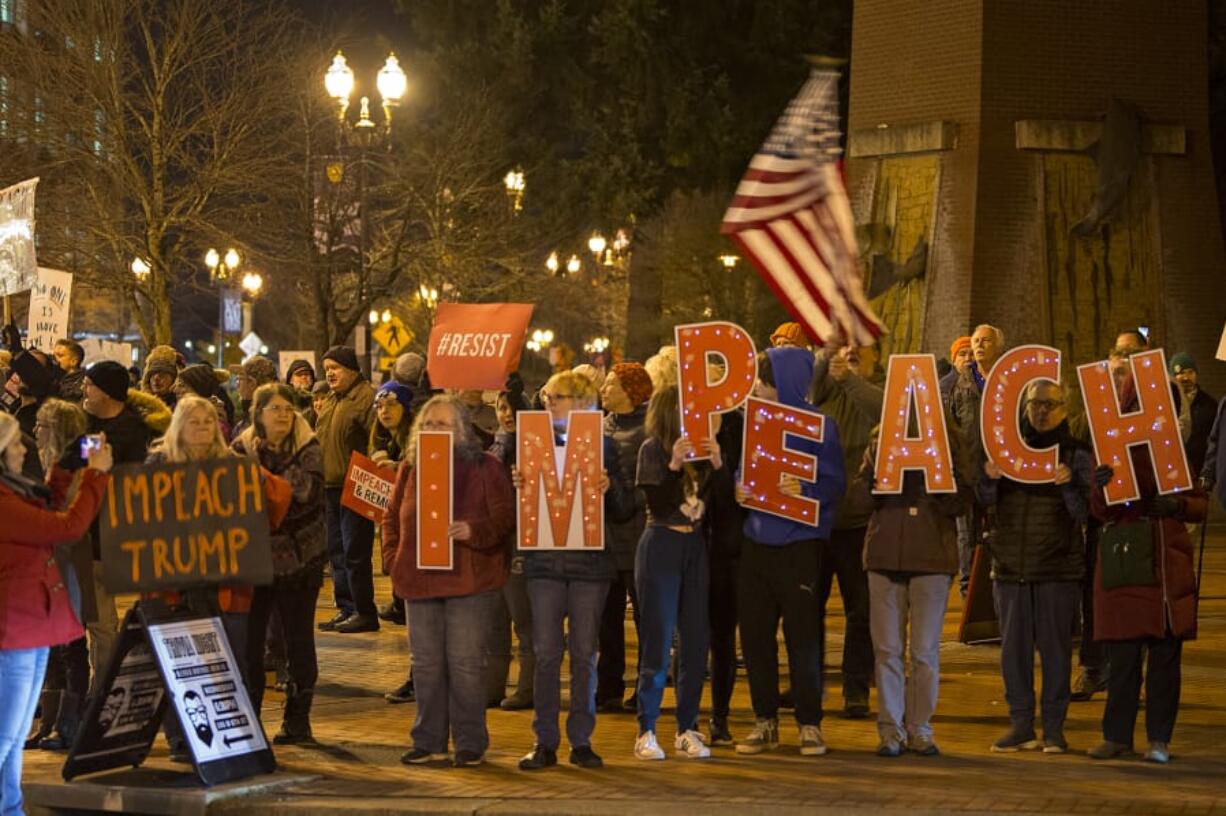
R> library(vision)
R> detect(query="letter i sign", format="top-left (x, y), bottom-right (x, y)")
top-left (416, 432), bottom-right (454, 569)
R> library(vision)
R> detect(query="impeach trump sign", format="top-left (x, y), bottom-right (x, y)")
top-left (100, 459), bottom-right (274, 592)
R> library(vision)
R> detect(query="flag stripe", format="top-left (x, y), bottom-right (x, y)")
top-left (735, 229), bottom-right (837, 340)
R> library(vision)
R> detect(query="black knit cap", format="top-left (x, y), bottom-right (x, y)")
top-left (85, 360), bottom-right (130, 403)
top-left (322, 345), bottom-right (361, 374)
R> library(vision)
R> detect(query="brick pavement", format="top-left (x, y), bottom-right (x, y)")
top-left (24, 534), bottom-right (1226, 814)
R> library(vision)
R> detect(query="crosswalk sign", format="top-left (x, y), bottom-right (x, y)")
top-left (372, 317), bottom-right (412, 356)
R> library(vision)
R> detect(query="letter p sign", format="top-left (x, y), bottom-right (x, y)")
top-left (675, 322), bottom-right (757, 462)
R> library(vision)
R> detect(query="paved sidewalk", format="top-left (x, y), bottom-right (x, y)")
top-left (24, 532), bottom-right (1226, 814)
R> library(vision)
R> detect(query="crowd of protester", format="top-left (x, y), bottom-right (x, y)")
top-left (0, 314), bottom-right (1217, 812)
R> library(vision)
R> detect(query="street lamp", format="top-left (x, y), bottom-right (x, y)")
top-left (369, 308), bottom-right (393, 325)
top-left (324, 51), bottom-right (407, 377)
top-left (204, 247), bottom-right (241, 283)
top-left (504, 168), bottom-right (525, 214)
top-left (418, 284), bottom-right (439, 309)
top-left (130, 257), bottom-right (151, 282)
top-left (719, 254), bottom-right (740, 270)
top-left (566, 254), bottom-right (582, 275)
top-left (241, 271), bottom-right (264, 297)
top-left (588, 232), bottom-right (607, 263)
top-left (545, 251), bottom-right (560, 275)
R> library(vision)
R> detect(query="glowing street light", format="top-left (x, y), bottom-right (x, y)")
top-left (588, 232), bottom-right (607, 258)
top-left (130, 257), bottom-right (151, 282)
top-left (241, 271), bottom-right (264, 297)
top-left (204, 247), bottom-right (240, 283)
top-left (504, 168), bottom-right (525, 214)
top-left (418, 284), bottom-right (439, 308)
top-left (566, 254), bottom-right (582, 275)
top-left (719, 254), bottom-right (740, 270)
top-left (545, 251), bottom-right (560, 275)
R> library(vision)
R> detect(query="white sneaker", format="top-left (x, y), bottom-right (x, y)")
top-left (674, 729), bottom-right (711, 759)
top-left (799, 724), bottom-right (827, 756)
top-left (635, 730), bottom-right (666, 761)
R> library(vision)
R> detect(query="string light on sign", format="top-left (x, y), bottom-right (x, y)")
top-left (739, 395), bottom-right (823, 524)
top-left (873, 353), bottom-right (956, 494)
top-left (515, 411), bottom-right (605, 550)
top-left (674, 321), bottom-right (757, 463)
top-left (415, 431), bottom-right (454, 570)
top-left (980, 345), bottom-right (1062, 483)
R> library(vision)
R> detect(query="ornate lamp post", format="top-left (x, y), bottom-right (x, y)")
top-left (323, 50), bottom-right (407, 374)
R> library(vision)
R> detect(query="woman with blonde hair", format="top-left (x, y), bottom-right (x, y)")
top-left (516, 371), bottom-right (633, 771)
top-left (381, 395), bottom-right (514, 767)
top-left (0, 412), bottom-right (112, 814)
top-left (24, 399), bottom-right (92, 751)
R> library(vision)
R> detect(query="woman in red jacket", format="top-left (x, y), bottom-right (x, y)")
top-left (381, 395), bottom-right (514, 768)
top-left (0, 412), bottom-right (112, 815)
top-left (1087, 370), bottom-right (1207, 765)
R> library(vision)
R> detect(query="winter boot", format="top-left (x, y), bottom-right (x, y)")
top-left (24, 689), bottom-right (59, 749)
top-left (274, 687), bottom-right (315, 745)
top-left (39, 691), bottom-right (82, 750)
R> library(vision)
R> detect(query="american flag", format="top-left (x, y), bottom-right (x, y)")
top-left (721, 68), bottom-right (883, 347)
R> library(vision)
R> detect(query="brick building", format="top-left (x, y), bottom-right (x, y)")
top-left (845, 0), bottom-right (1226, 392)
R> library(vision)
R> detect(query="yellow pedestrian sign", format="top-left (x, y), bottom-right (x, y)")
top-left (372, 317), bottom-right (412, 356)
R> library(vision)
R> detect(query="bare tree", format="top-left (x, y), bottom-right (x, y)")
top-left (0, 0), bottom-right (302, 346)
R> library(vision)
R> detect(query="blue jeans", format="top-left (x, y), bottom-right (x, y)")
top-left (635, 526), bottom-right (710, 735)
top-left (528, 578), bottom-right (610, 750)
top-left (1, 647), bottom-right (49, 816)
top-left (407, 591), bottom-right (497, 755)
top-left (325, 487), bottom-right (376, 617)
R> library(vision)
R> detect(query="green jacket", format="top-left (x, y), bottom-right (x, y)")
top-left (316, 379), bottom-right (376, 486)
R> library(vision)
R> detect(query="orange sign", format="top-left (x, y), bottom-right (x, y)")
top-left (426, 302), bottom-right (534, 390)
top-left (872, 354), bottom-right (956, 494)
top-left (740, 396), bottom-right (824, 525)
top-left (981, 345), bottom-right (1062, 483)
top-left (340, 452), bottom-right (395, 521)
top-left (516, 411), bottom-right (604, 550)
top-left (1076, 348), bottom-right (1192, 505)
top-left (675, 321), bottom-right (758, 462)
top-left (415, 431), bottom-right (454, 570)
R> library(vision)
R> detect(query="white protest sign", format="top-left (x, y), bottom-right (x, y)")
top-left (26, 267), bottom-right (72, 352)
top-left (146, 616), bottom-right (268, 763)
top-left (81, 338), bottom-right (134, 367)
top-left (0, 177), bottom-right (39, 296)
top-left (279, 351), bottom-right (316, 380)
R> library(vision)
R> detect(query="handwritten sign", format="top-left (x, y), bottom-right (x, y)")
top-left (426, 302), bottom-right (534, 389)
top-left (416, 431), bottom-right (454, 569)
top-left (99, 459), bottom-right (274, 592)
top-left (26, 267), bottom-right (72, 352)
top-left (740, 396), bottom-right (825, 524)
top-left (981, 345), bottom-right (1062, 483)
top-left (340, 451), bottom-right (395, 521)
top-left (81, 338), bottom-right (134, 366)
top-left (675, 321), bottom-right (757, 462)
top-left (1077, 348), bottom-right (1192, 505)
top-left (873, 354), bottom-right (956, 494)
top-left (0, 177), bottom-right (39, 296)
top-left (516, 410), bottom-right (604, 550)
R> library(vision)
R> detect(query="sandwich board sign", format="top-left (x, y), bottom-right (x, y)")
top-left (64, 602), bottom-right (275, 785)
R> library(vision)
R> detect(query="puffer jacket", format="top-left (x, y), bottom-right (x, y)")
top-left (523, 434), bottom-right (636, 583)
top-left (603, 406), bottom-right (647, 571)
top-left (1092, 442), bottom-right (1205, 642)
top-left (855, 435), bottom-right (965, 575)
top-left (975, 419), bottom-right (1092, 583)
top-left (232, 416), bottom-right (326, 581)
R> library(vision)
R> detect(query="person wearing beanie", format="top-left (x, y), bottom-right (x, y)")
top-left (285, 359), bottom-right (315, 390)
top-left (1168, 352), bottom-right (1216, 478)
top-left (941, 336), bottom-right (973, 404)
top-left (140, 345), bottom-right (181, 408)
top-left (594, 362), bottom-right (652, 713)
top-left (316, 345), bottom-right (379, 633)
top-left (231, 356), bottom-right (279, 438)
top-left (770, 322), bottom-right (810, 350)
top-left (392, 352), bottom-right (426, 389)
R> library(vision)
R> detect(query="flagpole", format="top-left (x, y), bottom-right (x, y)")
top-left (2, 295), bottom-right (10, 326)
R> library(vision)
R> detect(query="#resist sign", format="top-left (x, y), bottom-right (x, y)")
top-left (426, 302), bottom-right (534, 390)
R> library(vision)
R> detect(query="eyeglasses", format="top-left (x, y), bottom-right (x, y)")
top-left (1027, 399), bottom-right (1064, 412)
top-left (544, 392), bottom-right (576, 403)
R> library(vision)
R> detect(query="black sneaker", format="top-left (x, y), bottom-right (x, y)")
top-left (1042, 734), bottom-right (1069, 754)
top-left (318, 611), bottom-right (350, 632)
top-left (991, 724), bottom-right (1039, 753)
top-left (596, 696), bottom-right (625, 714)
top-left (708, 718), bottom-right (734, 747)
top-left (400, 747), bottom-right (447, 765)
top-left (622, 692), bottom-right (638, 712)
top-left (334, 613), bottom-right (380, 633)
top-left (842, 695), bottom-right (870, 719)
top-left (384, 680), bottom-right (416, 704)
top-left (569, 745), bottom-right (603, 768)
top-left (453, 749), bottom-right (484, 768)
top-left (518, 745), bottom-right (557, 770)
top-left (500, 691), bottom-right (533, 710)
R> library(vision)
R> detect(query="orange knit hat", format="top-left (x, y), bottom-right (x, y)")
top-left (949, 336), bottom-right (971, 360)
top-left (770, 322), bottom-right (808, 348)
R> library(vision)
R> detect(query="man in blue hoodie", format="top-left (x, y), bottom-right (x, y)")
top-left (734, 346), bottom-right (846, 758)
